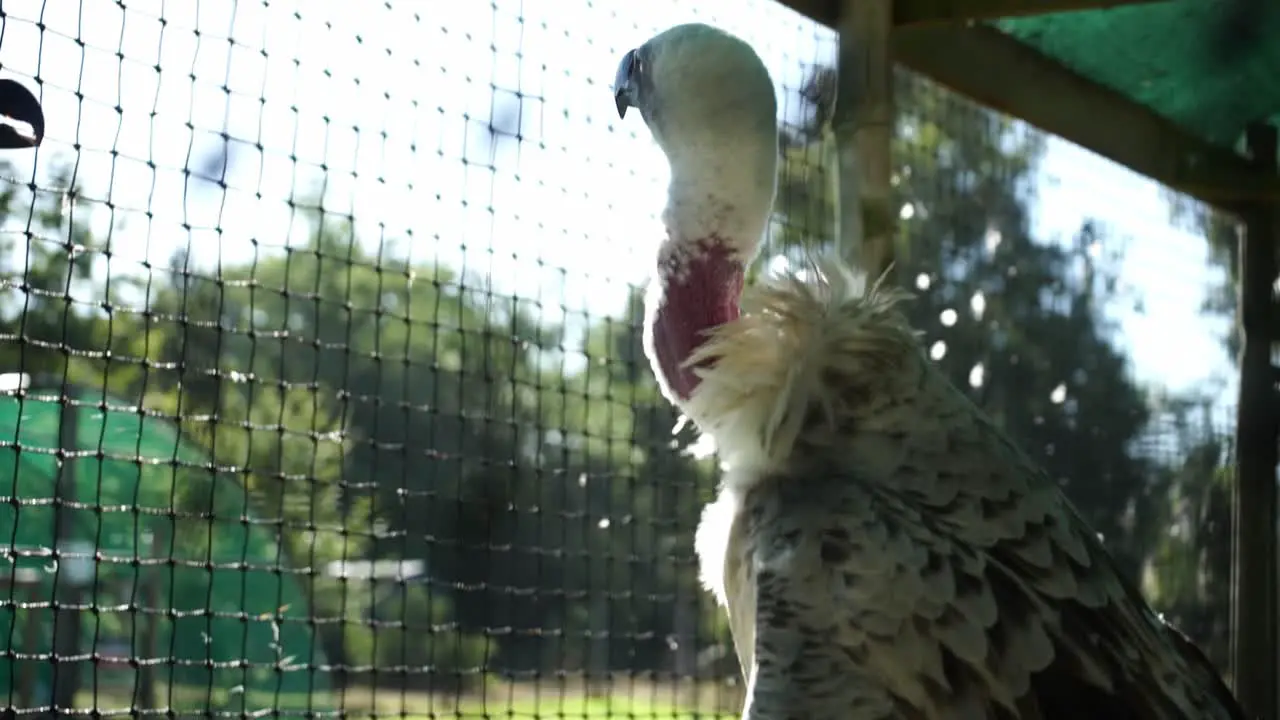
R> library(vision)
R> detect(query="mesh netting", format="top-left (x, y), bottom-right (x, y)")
top-left (0, 0), bottom-right (1238, 717)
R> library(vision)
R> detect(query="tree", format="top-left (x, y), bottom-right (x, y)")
top-left (133, 203), bottom-right (562, 680)
top-left (0, 160), bottom-right (151, 388)
top-left (1163, 192), bottom-right (1242, 357)
top-left (1138, 395), bottom-right (1232, 672)
top-left (1150, 188), bottom-right (1241, 677)
top-left (560, 288), bottom-right (721, 680)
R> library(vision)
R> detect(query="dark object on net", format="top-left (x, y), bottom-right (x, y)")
top-left (0, 78), bottom-right (43, 149)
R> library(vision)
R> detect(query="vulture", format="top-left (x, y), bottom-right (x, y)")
top-left (611, 22), bottom-right (1247, 720)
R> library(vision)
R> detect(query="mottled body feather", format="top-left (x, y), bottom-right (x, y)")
top-left (690, 260), bottom-right (1244, 719)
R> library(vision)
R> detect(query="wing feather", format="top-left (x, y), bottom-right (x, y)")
top-left (686, 258), bottom-right (1242, 719)
top-left (720, 367), bottom-right (1244, 719)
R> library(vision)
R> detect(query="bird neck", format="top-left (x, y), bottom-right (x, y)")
top-left (661, 178), bottom-right (770, 260)
top-left (660, 139), bottom-right (777, 260)
top-left (644, 147), bottom-right (777, 407)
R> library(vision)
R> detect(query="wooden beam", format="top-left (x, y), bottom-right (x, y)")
top-left (779, 0), bottom-right (1164, 28)
top-left (893, 24), bottom-right (1278, 212)
top-left (896, 0), bottom-right (1164, 25)
top-left (834, 0), bottom-right (896, 277)
top-left (1231, 122), bottom-right (1279, 720)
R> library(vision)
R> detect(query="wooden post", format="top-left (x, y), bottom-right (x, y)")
top-left (833, 0), bottom-right (895, 279)
top-left (1230, 122), bottom-right (1278, 720)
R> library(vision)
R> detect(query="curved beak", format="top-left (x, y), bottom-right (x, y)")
top-left (614, 48), bottom-right (637, 119)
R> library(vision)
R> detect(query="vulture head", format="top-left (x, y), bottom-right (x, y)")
top-left (613, 24), bottom-right (780, 409)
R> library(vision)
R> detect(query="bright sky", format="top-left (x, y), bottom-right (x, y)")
top-left (0, 0), bottom-right (1236, 409)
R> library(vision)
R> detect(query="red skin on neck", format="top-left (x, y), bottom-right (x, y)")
top-left (649, 237), bottom-right (744, 401)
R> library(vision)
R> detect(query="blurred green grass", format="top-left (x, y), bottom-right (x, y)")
top-left (73, 680), bottom-right (741, 719)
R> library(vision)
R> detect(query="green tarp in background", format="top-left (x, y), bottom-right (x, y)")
top-left (0, 387), bottom-right (334, 712)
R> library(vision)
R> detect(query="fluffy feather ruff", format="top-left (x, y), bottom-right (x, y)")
top-left (681, 254), bottom-right (916, 480)
top-left (689, 252), bottom-right (916, 655)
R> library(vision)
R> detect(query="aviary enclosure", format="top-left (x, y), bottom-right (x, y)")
top-left (0, 0), bottom-right (1274, 718)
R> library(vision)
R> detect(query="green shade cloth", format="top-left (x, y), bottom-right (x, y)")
top-left (998, 0), bottom-right (1280, 153)
top-left (0, 388), bottom-right (334, 712)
